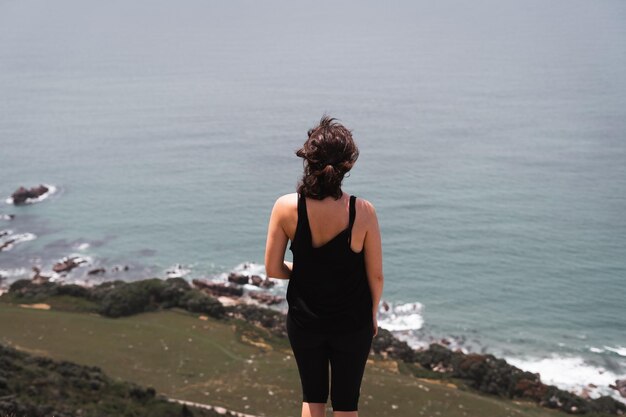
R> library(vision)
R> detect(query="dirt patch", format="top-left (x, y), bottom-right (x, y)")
top-left (240, 334), bottom-right (272, 351)
top-left (416, 377), bottom-right (458, 389)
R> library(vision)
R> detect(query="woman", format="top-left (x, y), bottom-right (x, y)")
top-left (264, 115), bottom-right (384, 417)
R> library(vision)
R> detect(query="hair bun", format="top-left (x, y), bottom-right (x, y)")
top-left (295, 115), bottom-right (359, 200)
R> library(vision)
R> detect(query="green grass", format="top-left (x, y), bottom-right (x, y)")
top-left (0, 302), bottom-right (590, 417)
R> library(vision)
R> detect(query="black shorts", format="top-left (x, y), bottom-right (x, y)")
top-left (286, 314), bottom-right (374, 412)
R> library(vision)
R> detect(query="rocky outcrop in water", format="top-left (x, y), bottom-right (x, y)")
top-left (52, 256), bottom-right (87, 273)
top-left (611, 379), bottom-right (626, 398)
top-left (10, 184), bottom-right (49, 205)
top-left (0, 238), bottom-right (15, 252)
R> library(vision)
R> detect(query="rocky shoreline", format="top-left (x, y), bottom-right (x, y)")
top-left (2, 275), bottom-right (625, 416)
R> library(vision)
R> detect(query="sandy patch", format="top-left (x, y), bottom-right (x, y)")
top-left (19, 303), bottom-right (51, 310)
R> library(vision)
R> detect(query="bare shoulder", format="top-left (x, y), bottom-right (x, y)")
top-left (354, 196), bottom-right (378, 225)
top-left (272, 193), bottom-right (298, 216)
top-left (275, 192), bottom-right (298, 207)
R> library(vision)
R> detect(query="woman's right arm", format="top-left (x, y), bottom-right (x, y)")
top-left (264, 196), bottom-right (293, 280)
top-left (362, 200), bottom-right (384, 336)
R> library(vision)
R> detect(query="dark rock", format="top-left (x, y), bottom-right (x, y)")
top-left (0, 238), bottom-right (15, 252)
top-left (371, 328), bottom-right (417, 363)
top-left (87, 268), bottom-right (106, 275)
top-left (31, 266), bottom-right (50, 284)
top-left (11, 185), bottom-right (49, 205)
top-left (590, 395), bottom-right (626, 414)
top-left (192, 279), bottom-right (244, 297)
top-left (610, 379), bottom-right (626, 398)
top-left (227, 272), bottom-right (249, 285)
top-left (411, 343), bottom-right (626, 415)
top-left (111, 265), bottom-right (130, 272)
top-left (249, 275), bottom-right (275, 288)
top-left (53, 256), bottom-right (86, 273)
top-left (248, 291), bottom-right (283, 305)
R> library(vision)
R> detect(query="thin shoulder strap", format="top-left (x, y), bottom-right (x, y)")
top-left (348, 195), bottom-right (357, 246)
top-left (297, 193), bottom-right (311, 234)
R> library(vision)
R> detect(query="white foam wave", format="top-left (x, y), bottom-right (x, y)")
top-left (5, 184), bottom-right (57, 205)
top-left (507, 354), bottom-right (626, 403)
top-left (165, 264), bottom-right (191, 278)
top-left (231, 261), bottom-right (268, 278)
top-left (0, 267), bottom-right (29, 278)
top-left (0, 232), bottom-right (37, 251)
top-left (604, 346), bottom-right (626, 357)
top-left (0, 214), bottom-right (15, 220)
top-left (75, 242), bottom-right (90, 251)
top-left (588, 345), bottom-right (626, 357)
top-left (378, 301), bottom-right (424, 331)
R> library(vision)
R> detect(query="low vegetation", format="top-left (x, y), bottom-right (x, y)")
top-left (0, 342), bottom-right (234, 417)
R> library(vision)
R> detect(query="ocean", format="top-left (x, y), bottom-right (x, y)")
top-left (1, 0), bottom-right (625, 402)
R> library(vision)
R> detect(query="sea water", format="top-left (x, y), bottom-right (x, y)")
top-left (1, 0), bottom-right (625, 401)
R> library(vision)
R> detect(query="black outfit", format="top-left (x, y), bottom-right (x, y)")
top-left (286, 193), bottom-right (374, 411)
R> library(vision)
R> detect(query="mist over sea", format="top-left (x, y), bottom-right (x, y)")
top-left (1, 0), bottom-right (625, 401)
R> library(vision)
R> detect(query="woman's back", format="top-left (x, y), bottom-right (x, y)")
top-left (287, 192), bottom-right (373, 334)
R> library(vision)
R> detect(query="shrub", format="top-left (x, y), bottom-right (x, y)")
top-left (181, 291), bottom-right (225, 319)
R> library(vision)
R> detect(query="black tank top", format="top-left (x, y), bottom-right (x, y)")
top-left (287, 193), bottom-right (373, 334)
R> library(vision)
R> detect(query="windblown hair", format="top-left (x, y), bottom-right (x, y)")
top-left (296, 115), bottom-right (359, 200)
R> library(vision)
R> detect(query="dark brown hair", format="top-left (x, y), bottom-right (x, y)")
top-left (296, 115), bottom-right (359, 200)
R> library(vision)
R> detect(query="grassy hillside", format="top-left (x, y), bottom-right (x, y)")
top-left (0, 299), bottom-right (598, 417)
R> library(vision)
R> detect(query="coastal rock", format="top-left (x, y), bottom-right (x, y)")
top-left (53, 256), bottom-right (86, 273)
top-left (0, 238), bottom-right (15, 252)
top-left (610, 379), bottom-right (626, 398)
top-left (227, 272), bottom-right (249, 285)
top-left (410, 343), bottom-right (626, 415)
top-left (87, 268), bottom-right (106, 275)
top-left (248, 292), bottom-right (283, 305)
top-left (0, 214), bottom-right (16, 220)
top-left (371, 328), bottom-right (416, 363)
top-left (11, 185), bottom-right (49, 205)
top-left (249, 275), bottom-right (275, 288)
top-left (31, 267), bottom-right (50, 285)
top-left (111, 265), bottom-right (130, 272)
top-left (192, 279), bottom-right (244, 297)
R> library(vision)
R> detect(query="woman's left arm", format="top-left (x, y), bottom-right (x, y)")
top-left (264, 196), bottom-right (292, 279)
